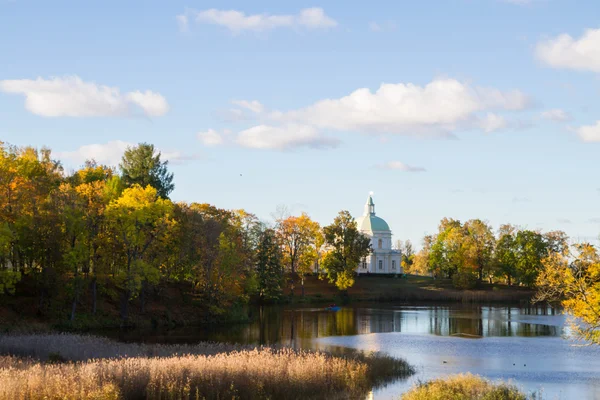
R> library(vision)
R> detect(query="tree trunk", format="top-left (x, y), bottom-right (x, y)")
top-left (301, 277), bottom-right (305, 297)
top-left (507, 275), bottom-right (512, 286)
top-left (91, 278), bottom-right (97, 314)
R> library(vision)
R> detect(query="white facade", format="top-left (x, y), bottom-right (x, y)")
top-left (356, 194), bottom-right (402, 275)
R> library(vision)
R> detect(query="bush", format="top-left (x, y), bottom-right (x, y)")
top-left (402, 374), bottom-right (528, 400)
top-left (452, 271), bottom-right (478, 290)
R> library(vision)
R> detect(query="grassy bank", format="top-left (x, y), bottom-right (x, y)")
top-left (0, 333), bottom-right (414, 400)
top-left (402, 374), bottom-right (529, 400)
top-left (291, 275), bottom-right (534, 305)
top-left (0, 274), bottom-right (534, 333)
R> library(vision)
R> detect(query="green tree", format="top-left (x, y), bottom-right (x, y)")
top-left (495, 224), bottom-right (518, 286)
top-left (255, 228), bottom-right (284, 302)
top-left (322, 211), bottom-right (371, 291)
top-left (119, 143), bottom-right (174, 198)
top-left (514, 230), bottom-right (548, 287)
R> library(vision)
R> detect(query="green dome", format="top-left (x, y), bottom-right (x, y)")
top-left (357, 214), bottom-right (390, 232)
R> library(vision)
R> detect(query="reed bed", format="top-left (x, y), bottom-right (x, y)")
top-left (0, 334), bottom-right (413, 399)
top-left (401, 374), bottom-right (528, 400)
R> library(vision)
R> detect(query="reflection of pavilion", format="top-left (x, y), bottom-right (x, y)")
top-left (244, 305), bottom-right (562, 347)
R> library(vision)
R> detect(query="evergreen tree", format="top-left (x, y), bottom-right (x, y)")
top-left (256, 228), bottom-right (284, 302)
top-left (119, 143), bottom-right (174, 198)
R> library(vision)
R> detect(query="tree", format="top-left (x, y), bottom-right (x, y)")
top-left (514, 230), bottom-right (548, 287)
top-left (412, 235), bottom-right (434, 276)
top-left (276, 213), bottom-right (321, 297)
top-left (399, 239), bottom-right (415, 273)
top-left (463, 219), bottom-right (496, 282)
top-left (255, 228), bottom-right (284, 302)
top-left (536, 243), bottom-right (600, 344)
top-left (495, 224), bottom-right (518, 286)
top-left (322, 211), bottom-right (371, 291)
top-left (119, 143), bottom-right (174, 198)
top-left (105, 185), bottom-right (174, 322)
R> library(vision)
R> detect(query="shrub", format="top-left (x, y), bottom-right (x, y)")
top-left (402, 374), bottom-right (528, 400)
top-left (452, 271), bottom-right (478, 290)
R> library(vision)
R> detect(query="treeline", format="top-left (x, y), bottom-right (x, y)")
top-left (403, 218), bottom-right (570, 289)
top-left (0, 142), bottom-right (371, 323)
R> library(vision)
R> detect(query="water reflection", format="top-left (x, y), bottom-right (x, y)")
top-left (110, 303), bottom-right (563, 347)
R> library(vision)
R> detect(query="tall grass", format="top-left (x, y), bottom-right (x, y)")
top-left (0, 334), bottom-right (413, 399)
top-left (401, 374), bottom-right (529, 400)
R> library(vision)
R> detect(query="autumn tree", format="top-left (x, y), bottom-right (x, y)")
top-left (276, 213), bottom-right (321, 297)
top-left (536, 243), bottom-right (600, 344)
top-left (322, 211), bottom-right (371, 291)
top-left (119, 143), bottom-right (174, 199)
top-left (463, 219), bottom-right (496, 282)
top-left (105, 185), bottom-right (174, 321)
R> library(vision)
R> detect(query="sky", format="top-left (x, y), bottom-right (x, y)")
top-left (1, 0), bottom-right (600, 247)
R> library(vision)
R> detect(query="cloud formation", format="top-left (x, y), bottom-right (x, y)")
top-left (197, 129), bottom-right (226, 146)
top-left (267, 78), bottom-right (529, 136)
top-left (376, 161), bottom-right (426, 172)
top-left (536, 28), bottom-right (600, 73)
top-left (56, 140), bottom-right (198, 167)
top-left (0, 76), bottom-right (169, 117)
top-left (540, 108), bottom-right (571, 122)
top-left (236, 124), bottom-right (340, 150)
top-left (181, 8), bottom-right (337, 34)
top-left (202, 78), bottom-right (530, 151)
top-left (576, 120), bottom-right (600, 142)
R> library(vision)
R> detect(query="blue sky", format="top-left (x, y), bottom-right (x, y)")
top-left (1, 0), bottom-right (600, 247)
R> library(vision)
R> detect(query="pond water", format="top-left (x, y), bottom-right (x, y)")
top-left (110, 304), bottom-right (600, 399)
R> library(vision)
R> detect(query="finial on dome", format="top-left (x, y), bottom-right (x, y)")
top-left (364, 192), bottom-right (375, 216)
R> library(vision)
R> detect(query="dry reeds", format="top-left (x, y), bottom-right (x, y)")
top-left (0, 334), bottom-right (412, 399)
top-left (401, 373), bottom-right (528, 400)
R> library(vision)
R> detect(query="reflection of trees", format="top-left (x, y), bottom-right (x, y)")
top-left (177, 304), bottom-right (563, 346)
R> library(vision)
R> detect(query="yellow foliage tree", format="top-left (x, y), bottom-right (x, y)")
top-left (536, 243), bottom-right (600, 344)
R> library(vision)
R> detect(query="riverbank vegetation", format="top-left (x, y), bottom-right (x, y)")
top-left (406, 219), bottom-right (570, 290)
top-left (0, 141), bottom-right (596, 332)
top-left (0, 333), bottom-right (413, 400)
top-left (401, 374), bottom-right (528, 400)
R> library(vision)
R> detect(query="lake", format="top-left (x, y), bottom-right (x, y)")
top-left (110, 303), bottom-right (600, 399)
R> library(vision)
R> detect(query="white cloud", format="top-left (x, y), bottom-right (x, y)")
top-left (235, 124), bottom-right (339, 150)
top-left (576, 120), bottom-right (600, 142)
top-left (56, 140), bottom-right (198, 167)
top-left (536, 28), bottom-right (600, 73)
top-left (376, 161), bottom-right (426, 172)
top-left (0, 76), bottom-right (169, 117)
top-left (187, 7), bottom-right (337, 33)
top-left (197, 129), bottom-right (225, 146)
top-left (267, 78), bottom-right (529, 136)
top-left (126, 91), bottom-right (169, 117)
top-left (540, 108), bottom-right (571, 122)
top-left (232, 100), bottom-right (264, 113)
top-left (479, 113), bottom-right (508, 133)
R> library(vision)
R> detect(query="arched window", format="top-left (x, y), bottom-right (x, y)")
top-left (378, 239), bottom-right (382, 249)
